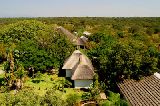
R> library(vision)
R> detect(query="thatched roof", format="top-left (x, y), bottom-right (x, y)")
top-left (76, 38), bottom-right (85, 46)
top-left (57, 26), bottom-right (77, 44)
top-left (72, 52), bottom-right (94, 80)
top-left (73, 50), bottom-right (81, 54)
top-left (76, 36), bottom-right (88, 46)
top-left (79, 54), bottom-right (93, 70)
top-left (72, 64), bottom-right (94, 80)
top-left (57, 27), bottom-right (89, 46)
top-left (118, 74), bottom-right (160, 106)
top-left (62, 50), bottom-right (80, 70)
top-left (63, 50), bottom-right (94, 80)
top-left (80, 36), bottom-right (88, 42)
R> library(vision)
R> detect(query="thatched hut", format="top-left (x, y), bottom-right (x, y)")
top-left (62, 50), bottom-right (94, 88)
top-left (56, 26), bottom-right (88, 49)
top-left (83, 31), bottom-right (91, 36)
top-left (76, 36), bottom-right (88, 49)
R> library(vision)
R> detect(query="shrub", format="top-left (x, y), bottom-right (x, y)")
top-left (146, 28), bottom-right (154, 36)
top-left (41, 90), bottom-right (66, 106)
top-left (81, 92), bottom-right (92, 101)
top-left (99, 100), bottom-right (114, 106)
top-left (99, 91), bottom-right (128, 106)
top-left (129, 25), bottom-right (140, 33)
top-left (117, 32), bottom-right (125, 38)
top-left (66, 93), bottom-right (81, 106)
top-left (0, 89), bottom-right (41, 106)
top-left (0, 89), bottom-right (70, 106)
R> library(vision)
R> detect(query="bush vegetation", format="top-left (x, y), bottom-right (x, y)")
top-left (0, 17), bottom-right (160, 105)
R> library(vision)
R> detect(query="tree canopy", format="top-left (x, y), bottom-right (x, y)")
top-left (0, 20), bottom-right (74, 72)
top-left (87, 33), bottom-right (159, 89)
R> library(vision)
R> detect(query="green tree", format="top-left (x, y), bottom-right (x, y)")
top-left (87, 33), bottom-right (158, 90)
top-left (41, 90), bottom-right (66, 106)
top-left (0, 20), bottom-right (74, 72)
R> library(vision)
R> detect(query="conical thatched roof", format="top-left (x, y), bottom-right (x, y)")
top-left (62, 50), bottom-right (80, 70)
top-left (72, 54), bottom-right (94, 80)
top-left (80, 54), bottom-right (93, 70)
top-left (62, 50), bottom-right (94, 80)
top-left (71, 64), bottom-right (94, 80)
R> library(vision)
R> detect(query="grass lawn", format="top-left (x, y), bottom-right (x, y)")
top-left (24, 73), bottom-right (83, 97)
top-left (63, 88), bottom-right (83, 99)
top-left (24, 73), bottom-right (55, 96)
top-left (0, 65), bottom-right (83, 98)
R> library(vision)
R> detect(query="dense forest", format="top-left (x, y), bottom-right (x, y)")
top-left (0, 17), bottom-right (160, 106)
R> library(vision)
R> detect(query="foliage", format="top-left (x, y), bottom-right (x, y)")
top-left (0, 89), bottom-right (41, 106)
top-left (0, 20), bottom-right (74, 72)
top-left (0, 43), bottom-right (7, 62)
top-left (81, 92), bottom-right (92, 101)
top-left (35, 71), bottom-right (43, 79)
top-left (0, 20), bottom-right (52, 43)
top-left (99, 91), bottom-right (128, 106)
top-left (41, 90), bottom-right (66, 106)
top-left (0, 89), bottom-right (68, 106)
top-left (0, 85), bottom-right (83, 106)
top-left (53, 77), bottom-right (72, 92)
top-left (2, 45), bottom-right (27, 90)
top-left (87, 33), bottom-right (158, 90)
top-left (14, 63), bottom-right (26, 79)
top-left (89, 74), bottom-right (101, 100)
top-left (66, 93), bottom-right (81, 106)
top-left (0, 17), bottom-right (160, 105)
top-left (128, 25), bottom-right (140, 34)
top-left (25, 73), bottom-right (59, 96)
top-left (81, 74), bottom-right (104, 101)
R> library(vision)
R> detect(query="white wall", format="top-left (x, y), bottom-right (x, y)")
top-left (74, 80), bottom-right (93, 88)
top-left (66, 69), bottom-right (72, 77)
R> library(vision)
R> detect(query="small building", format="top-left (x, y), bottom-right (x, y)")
top-left (118, 73), bottom-right (160, 106)
top-left (56, 26), bottom-right (89, 49)
top-left (83, 31), bottom-right (91, 36)
top-left (62, 50), bottom-right (94, 88)
top-left (56, 26), bottom-right (77, 44)
top-left (76, 36), bottom-right (88, 49)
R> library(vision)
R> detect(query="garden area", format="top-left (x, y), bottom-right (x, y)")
top-left (0, 17), bottom-right (160, 106)
top-left (0, 65), bottom-right (128, 106)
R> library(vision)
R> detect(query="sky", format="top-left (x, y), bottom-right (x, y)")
top-left (0, 0), bottom-right (160, 17)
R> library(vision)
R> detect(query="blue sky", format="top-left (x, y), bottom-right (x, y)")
top-left (0, 0), bottom-right (160, 17)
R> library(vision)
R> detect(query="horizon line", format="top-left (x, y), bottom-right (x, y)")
top-left (0, 16), bottom-right (160, 18)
